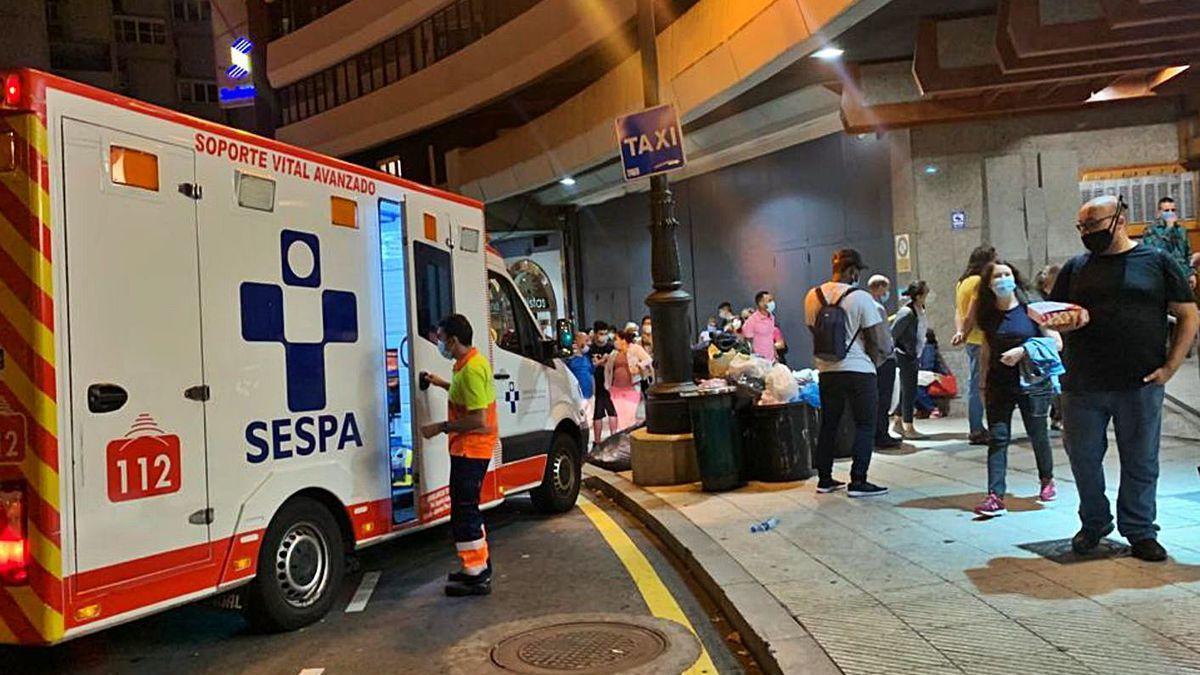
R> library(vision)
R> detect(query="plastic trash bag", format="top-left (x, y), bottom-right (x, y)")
top-left (727, 354), bottom-right (771, 380)
top-left (587, 422), bottom-right (644, 472)
top-left (800, 381), bottom-right (822, 408)
top-left (765, 364), bottom-right (799, 404)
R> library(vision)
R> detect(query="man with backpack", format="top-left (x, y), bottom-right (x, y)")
top-left (804, 248), bottom-right (894, 497)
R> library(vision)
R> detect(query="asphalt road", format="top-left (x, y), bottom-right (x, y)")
top-left (2, 489), bottom-right (750, 674)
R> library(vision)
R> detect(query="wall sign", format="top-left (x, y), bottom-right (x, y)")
top-left (895, 234), bottom-right (911, 274)
top-left (951, 210), bottom-right (967, 230)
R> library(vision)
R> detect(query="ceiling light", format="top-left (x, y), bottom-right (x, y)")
top-left (923, 164), bottom-right (939, 175)
top-left (559, 176), bottom-right (576, 186)
top-left (812, 47), bottom-right (844, 60)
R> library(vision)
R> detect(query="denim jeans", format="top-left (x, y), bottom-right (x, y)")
top-left (875, 358), bottom-right (896, 444)
top-left (965, 344), bottom-right (986, 435)
top-left (985, 384), bottom-right (1054, 496)
top-left (897, 354), bottom-right (918, 424)
top-left (816, 371), bottom-right (878, 482)
top-left (1061, 384), bottom-right (1165, 542)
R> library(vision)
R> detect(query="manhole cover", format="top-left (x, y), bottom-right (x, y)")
top-left (491, 620), bottom-right (667, 674)
top-left (443, 613), bottom-right (700, 675)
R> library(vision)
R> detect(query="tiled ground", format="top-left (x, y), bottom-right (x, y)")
top-left (644, 413), bottom-right (1200, 675)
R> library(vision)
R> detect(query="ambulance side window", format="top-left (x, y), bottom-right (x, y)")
top-left (488, 272), bottom-right (539, 360)
top-left (413, 241), bottom-right (453, 344)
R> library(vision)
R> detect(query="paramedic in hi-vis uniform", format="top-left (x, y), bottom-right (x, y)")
top-left (420, 314), bottom-right (499, 596)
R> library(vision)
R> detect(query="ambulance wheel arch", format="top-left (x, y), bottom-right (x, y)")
top-left (529, 422), bottom-right (583, 514)
top-left (244, 493), bottom-right (349, 631)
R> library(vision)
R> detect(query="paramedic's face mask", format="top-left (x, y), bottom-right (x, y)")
top-left (1161, 206), bottom-right (1178, 224)
top-left (438, 336), bottom-right (456, 360)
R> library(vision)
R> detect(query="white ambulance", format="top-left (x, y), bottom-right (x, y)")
top-left (0, 69), bottom-right (587, 645)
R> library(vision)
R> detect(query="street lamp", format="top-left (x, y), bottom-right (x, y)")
top-left (637, 0), bottom-right (695, 433)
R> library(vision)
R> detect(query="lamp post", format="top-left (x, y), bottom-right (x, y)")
top-left (638, 0), bottom-right (695, 433)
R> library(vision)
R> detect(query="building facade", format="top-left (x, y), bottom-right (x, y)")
top-left (0, 0), bottom-right (225, 123)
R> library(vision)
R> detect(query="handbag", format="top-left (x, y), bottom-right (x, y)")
top-left (928, 373), bottom-right (958, 398)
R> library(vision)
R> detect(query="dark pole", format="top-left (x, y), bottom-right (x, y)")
top-left (638, 0), bottom-right (695, 434)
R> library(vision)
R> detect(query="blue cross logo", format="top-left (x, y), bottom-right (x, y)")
top-left (504, 381), bottom-right (520, 414)
top-left (240, 230), bottom-right (358, 413)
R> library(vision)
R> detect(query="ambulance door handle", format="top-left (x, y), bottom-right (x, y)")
top-left (184, 385), bottom-right (210, 402)
top-left (494, 372), bottom-right (511, 381)
top-left (87, 383), bottom-right (128, 414)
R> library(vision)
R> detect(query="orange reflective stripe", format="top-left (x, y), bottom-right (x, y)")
top-left (457, 543), bottom-right (489, 574)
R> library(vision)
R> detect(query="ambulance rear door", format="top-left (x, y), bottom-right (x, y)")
top-left (61, 119), bottom-right (212, 593)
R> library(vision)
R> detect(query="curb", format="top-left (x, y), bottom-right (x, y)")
top-left (583, 466), bottom-right (842, 675)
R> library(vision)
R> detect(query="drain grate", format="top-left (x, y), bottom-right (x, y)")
top-left (492, 621), bottom-right (667, 673)
top-left (444, 613), bottom-right (700, 675)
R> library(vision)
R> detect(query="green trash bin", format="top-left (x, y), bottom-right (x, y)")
top-left (741, 402), bottom-right (815, 482)
top-left (683, 386), bottom-right (743, 492)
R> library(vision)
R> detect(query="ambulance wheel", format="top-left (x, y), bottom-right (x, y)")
top-left (531, 433), bottom-right (581, 514)
top-left (245, 498), bottom-right (345, 632)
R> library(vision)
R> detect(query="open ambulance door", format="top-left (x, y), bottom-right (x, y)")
top-left (401, 203), bottom-right (455, 523)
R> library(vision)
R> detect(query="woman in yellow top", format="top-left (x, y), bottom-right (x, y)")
top-left (951, 246), bottom-right (997, 446)
top-left (421, 314), bottom-right (499, 597)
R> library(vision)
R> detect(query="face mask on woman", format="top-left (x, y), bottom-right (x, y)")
top-left (992, 276), bottom-right (1017, 297)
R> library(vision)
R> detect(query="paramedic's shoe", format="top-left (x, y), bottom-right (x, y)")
top-left (847, 481), bottom-right (888, 498)
top-left (1038, 479), bottom-right (1057, 502)
top-left (816, 478), bottom-right (846, 494)
top-left (1130, 539), bottom-right (1168, 562)
top-left (448, 561), bottom-right (491, 584)
top-left (974, 493), bottom-right (1007, 517)
top-left (969, 432), bottom-right (990, 446)
top-left (445, 579), bottom-right (492, 597)
top-left (1071, 523), bottom-right (1114, 555)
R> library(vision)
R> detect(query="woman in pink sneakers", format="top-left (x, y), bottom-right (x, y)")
top-left (974, 261), bottom-right (1061, 517)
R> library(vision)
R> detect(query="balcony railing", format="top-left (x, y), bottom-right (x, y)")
top-left (277, 0), bottom-right (540, 127)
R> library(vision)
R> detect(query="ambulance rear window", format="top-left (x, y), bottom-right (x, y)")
top-left (110, 146), bottom-right (159, 191)
top-left (237, 171), bottom-right (275, 212)
top-left (331, 196), bottom-right (357, 228)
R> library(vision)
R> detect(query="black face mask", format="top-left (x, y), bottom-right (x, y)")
top-left (1080, 207), bottom-right (1121, 254)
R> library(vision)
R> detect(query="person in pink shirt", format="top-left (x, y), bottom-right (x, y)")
top-left (742, 291), bottom-right (778, 361)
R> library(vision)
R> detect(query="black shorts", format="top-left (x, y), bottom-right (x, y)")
top-left (593, 391), bottom-right (617, 420)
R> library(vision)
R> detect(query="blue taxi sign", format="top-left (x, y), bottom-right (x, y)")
top-left (614, 104), bottom-right (686, 181)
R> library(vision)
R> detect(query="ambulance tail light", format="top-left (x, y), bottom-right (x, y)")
top-left (0, 482), bottom-right (29, 586)
top-left (3, 73), bottom-right (21, 108)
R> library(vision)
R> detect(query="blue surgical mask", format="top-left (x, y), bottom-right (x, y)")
top-left (766, 300), bottom-right (776, 313)
top-left (881, 291), bottom-right (890, 303)
top-left (992, 277), bottom-right (1017, 297)
top-left (438, 340), bottom-right (454, 360)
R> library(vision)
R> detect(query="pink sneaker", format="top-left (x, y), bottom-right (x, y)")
top-left (1039, 479), bottom-right (1057, 502)
top-left (974, 493), bottom-right (1007, 517)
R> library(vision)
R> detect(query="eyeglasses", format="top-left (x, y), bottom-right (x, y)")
top-left (1075, 213), bottom-right (1118, 233)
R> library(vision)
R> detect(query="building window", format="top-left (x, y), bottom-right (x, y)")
top-left (178, 79), bottom-right (219, 104)
top-left (45, 0), bottom-right (63, 39)
top-left (378, 157), bottom-right (402, 177)
top-left (114, 16), bottom-right (168, 45)
top-left (172, 0), bottom-right (211, 22)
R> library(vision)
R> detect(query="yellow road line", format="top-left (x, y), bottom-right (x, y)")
top-left (577, 494), bottom-right (717, 675)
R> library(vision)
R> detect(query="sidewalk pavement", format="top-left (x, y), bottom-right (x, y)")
top-left (589, 413), bottom-right (1200, 675)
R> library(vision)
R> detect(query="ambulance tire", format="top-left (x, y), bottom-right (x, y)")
top-left (245, 498), bottom-right (345, 632)
top-left (530, 433), bottom-right (581, 514)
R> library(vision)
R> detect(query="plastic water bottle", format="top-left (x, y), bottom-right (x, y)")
top-left (750, 517), bottom-right (780, 533)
